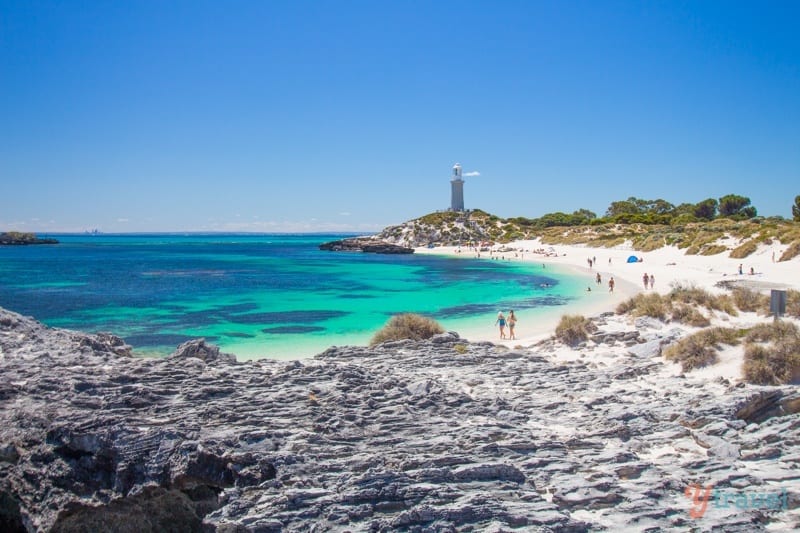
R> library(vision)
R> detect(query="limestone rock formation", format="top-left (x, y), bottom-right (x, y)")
top-left (319, 237), bottom-right (414, 254)
top-left (1, 307), bottom-right (799, 531)
top-left (0, 232), bottom-right (58, 245)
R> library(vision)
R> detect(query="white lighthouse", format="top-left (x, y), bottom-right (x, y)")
top-left (450, 163), bottom-right (464, 212)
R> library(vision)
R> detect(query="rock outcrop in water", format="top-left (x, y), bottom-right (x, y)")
top-left (318, 237), bottom-right (414, 254)
top-left (1, 307), bottom-right (798, 531)
top-left (0, 232), bottom-right (58, 245)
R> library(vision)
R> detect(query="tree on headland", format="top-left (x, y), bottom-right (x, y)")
top-left (605, 197), bottom-right (676, 218)
top-left (793, 195), bottom-right (800, 222)
top-left (605, 198), bottom-right (641, 218)
top-left (572, 208), bottom-right (597, 222)
top-left (693, 198), bottom-right (718, 220)
top-left (603, 197), bottom-right (675, 225)
top-left (718, 194), bottom-right (757, 219)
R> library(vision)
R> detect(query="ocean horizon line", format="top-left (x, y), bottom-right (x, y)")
top-left (32, 231), bottom-right (373, 237)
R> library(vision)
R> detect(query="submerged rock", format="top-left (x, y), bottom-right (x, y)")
top-left (0, 307), bottom-right (798, 531)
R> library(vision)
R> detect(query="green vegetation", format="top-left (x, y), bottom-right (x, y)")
top-left (718, 194), bottom-right (757, 219)
top-left (663, 327), bottom-right (743, 371)
top-left (793, 195), bottom-right (800, 222)
top-left (554, 314), bottom-right (597, 346)
top-left (453, 343), bottom-right (468, 354)
top-left (380, 194), bottom-right (800, 259)
top-left (369, 313), bottom-right (445, 346)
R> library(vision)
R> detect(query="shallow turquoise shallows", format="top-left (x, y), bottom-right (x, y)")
top-left (0, 234), bottom-right (587, 359)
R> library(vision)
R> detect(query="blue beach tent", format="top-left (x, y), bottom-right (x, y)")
top-left (627, 255), bottom-right (639, 263)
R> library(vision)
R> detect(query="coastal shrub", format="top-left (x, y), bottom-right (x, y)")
top-left (744, 320), bottom-right (799, 343)
top-left (779, 241), bottom-right (800, 262)
top-left (555, 314), bottom-right (597, 346)
top-left (700, 244), bottom-right (728, 256)
top-left (369, 313), bottom-right (445, 346)
top-left (615, 293), bottom-right (668, 319)
top-left (634, 293), bottom-right (669, 320)
top-left (615, 296), bottom-right (639, 315)
top-left (663, 327), bottom-right (742, 371)
top-left (670, 304), bottom-right (711, 327)
top-left (730, 287), bottom-right (769, 314)
top-left (743, 346), bottom-right (782, 385)
top-left (453, 343), bottom-right (468, 354)
top-left (729, 239), bottom-right (759, 259)
top-left (787, 290), bottom-right (800, 318)
top-left (669, 284), bottom-right (737, 316)
top-left (743, 333), bottom-right (800, 385)
top-left (681, 242), bottom-right (697, 252)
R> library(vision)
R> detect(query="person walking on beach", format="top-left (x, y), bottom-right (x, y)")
top-left (507, 310), bottom-right (517, 340)
top-left (596, 272), bottom-right (602, 285)
top-left (608, 276), bottom-right (615, 293)
top-left (495, 312), bottom-right (507, 339)
top-left (643, 272), bottom-right (649, 290)
top-left (649, 273), bottom-right (655, 289)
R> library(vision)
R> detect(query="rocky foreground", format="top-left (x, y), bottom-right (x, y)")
top-left (1, 308), bottom-right (799, 532)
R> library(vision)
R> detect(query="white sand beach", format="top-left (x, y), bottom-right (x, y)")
top-left (417, 238), bottom-right (800, 382)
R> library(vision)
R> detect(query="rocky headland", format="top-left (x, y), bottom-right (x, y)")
top-left (0, 232), bottom-right (58, 246)
top-left (1, 306), bottom-right (799, 532)
top-left (319, 237), bottom-right (414, 254)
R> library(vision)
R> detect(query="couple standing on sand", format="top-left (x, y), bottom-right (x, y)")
top-left (495, 310), bottom-right (517, 339)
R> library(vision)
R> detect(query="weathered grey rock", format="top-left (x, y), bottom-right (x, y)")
top-left (1, 306), bottom-right (799, 532)
top-left (318, 237), bottom-right (414, 254)
top-left (170, 338), bottom-right (237, 363)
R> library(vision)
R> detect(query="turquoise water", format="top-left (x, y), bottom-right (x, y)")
top-left (0, 234), bottom-right (587, 359)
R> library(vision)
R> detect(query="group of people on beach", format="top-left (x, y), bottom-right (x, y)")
top-left (588, 273), bottom-right (615, 292)
top-left (642, 272), bottom-right (655, 289)
top-left (738, 264), bottom-right (756, 276)
top-left (495, 310), bottom-right (517, 339)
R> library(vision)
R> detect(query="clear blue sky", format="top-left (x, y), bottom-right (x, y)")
top-left (2, 0), bottom-right (798, 232)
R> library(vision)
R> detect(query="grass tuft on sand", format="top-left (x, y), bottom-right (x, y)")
top-left (370, 313), bottom-right (445, 346)
top-left (742, 321), bottom-right (800, 385)
top-left (555, 314), bottom-right (598, 346)
top-left (663, 327), bottom-right (743, 371)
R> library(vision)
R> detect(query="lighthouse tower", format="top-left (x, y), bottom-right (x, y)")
top-left (450, 163), bottom-right (464, 212)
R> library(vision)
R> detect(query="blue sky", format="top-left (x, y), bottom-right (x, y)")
top-left (2, 0), bottom-right (798, 232)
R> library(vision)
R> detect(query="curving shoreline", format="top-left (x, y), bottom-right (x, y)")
top-left (416, 238), bottom-right (800, 349)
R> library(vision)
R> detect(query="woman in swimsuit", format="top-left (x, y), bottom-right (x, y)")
top-left (507, 310), bottom-right (517, 340)
top-left (495, 312), bottom-right (507, 339)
